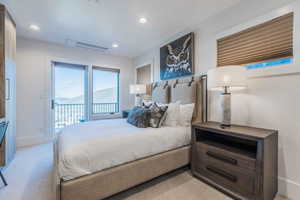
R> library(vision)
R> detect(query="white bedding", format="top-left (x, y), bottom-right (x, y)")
top-left (58, 119), bottom-right (191, 181)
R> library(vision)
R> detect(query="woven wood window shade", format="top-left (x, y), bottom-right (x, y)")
top-left (217, 12), bottom-right (294, 67)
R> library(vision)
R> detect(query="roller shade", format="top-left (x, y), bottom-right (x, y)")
top-left (93, 66), bottom-right (120, 73)
top-left (217, 12), bottom-right (294, 67)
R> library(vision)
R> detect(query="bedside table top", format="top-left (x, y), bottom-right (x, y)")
top-left (193, 121), bottom-right (277, 139)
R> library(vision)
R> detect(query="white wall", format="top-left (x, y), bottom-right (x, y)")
top-left (16, 37), bottom-right (135, 147)
top-left (133, 1), bottom-right (300, 199)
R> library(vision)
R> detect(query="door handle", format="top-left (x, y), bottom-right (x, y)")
top-left (206, 166), bottom-right (237, 182)
top-left (51, 100), bottom-right (55, 109)
top-left (206, 151), bottom-right (237, 165)
top-left (5, 79), bottom-right (10, 101)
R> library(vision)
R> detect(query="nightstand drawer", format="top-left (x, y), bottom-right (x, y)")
top-left (196, 162), bottom-right (256, 196)
top-left (196, 142), bottom-right (256, 172)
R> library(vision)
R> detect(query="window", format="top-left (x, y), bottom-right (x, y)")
top-left (217, 13), bottom-right (294, 68)
top-left (92, 66), bottom-right (120, 114)
top-left (245, 57), bottom-right (293, 70)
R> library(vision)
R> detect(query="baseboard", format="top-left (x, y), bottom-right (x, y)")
top-left (278, 176), bottom-right (300, 200)
top-left (16, 135), bottom-right (52, 149)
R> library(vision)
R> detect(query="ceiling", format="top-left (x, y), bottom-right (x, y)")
top-left (4, 0), bottom-right (242, 57)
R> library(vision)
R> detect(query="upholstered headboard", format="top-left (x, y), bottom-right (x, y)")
top-left (150, 76), bottom-right (207, 123)
top-left (151, 83), bottom-right (170, 104)
top-left (171, 81), bottom-right (196, 104)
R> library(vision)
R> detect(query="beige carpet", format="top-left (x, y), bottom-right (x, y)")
top-left (0, 143), bottom-right (288, 200)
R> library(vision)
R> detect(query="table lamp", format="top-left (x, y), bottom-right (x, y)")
top-left (207, 66), bottom-right (247, 127)
top-left (130, 84), bottom-right (147, 106)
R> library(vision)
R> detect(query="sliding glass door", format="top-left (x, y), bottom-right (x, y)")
top-left (51, 62), bottom-right (120, 131)
top-left (52, 62), bottom-right (87, 130)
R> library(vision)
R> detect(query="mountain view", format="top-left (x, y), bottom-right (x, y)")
top-left (56, 87), bottom-right (118, 104)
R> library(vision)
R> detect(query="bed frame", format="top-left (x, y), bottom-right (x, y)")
top-left (53, 76), bottom-right (207, 200)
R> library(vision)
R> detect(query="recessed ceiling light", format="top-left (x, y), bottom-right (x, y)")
top-left (112, 43), bottom-right (119, 48)
top-left (139, 18), bottom-right (147, 24)
top-left (29, 24), bottom-right (40, 31)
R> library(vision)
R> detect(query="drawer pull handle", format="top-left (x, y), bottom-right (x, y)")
top-left (206, 166), bottom-right (237, 182)
top-left (206, 151), bottom-right (237, 165)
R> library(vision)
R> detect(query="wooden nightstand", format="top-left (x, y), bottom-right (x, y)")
top-left (191, 122), bottom-right (278, 200)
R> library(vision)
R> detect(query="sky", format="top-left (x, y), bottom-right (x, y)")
top-left (54, 64), bottom-right (118, 100)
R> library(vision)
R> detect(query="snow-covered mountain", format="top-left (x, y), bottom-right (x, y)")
top-left (56, 87), bottom-right (118, 104)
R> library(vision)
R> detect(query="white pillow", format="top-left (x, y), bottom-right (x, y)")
top-left (163, 101), bottom-right (180, 127)
top-left (179, 103), bottom-right (195, 127)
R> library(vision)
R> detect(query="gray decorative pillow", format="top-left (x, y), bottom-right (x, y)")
top-left (127, 106), bottom-right (151, 128)
top-left (149, 103), bottom-right (168, 128)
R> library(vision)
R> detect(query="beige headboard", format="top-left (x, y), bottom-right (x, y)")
top-left (151, 83), bottom-right (170, 104)
top-left (151, 76), bottom-right (207, 123)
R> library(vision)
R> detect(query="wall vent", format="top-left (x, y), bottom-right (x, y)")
top-left (65, 39), bottom-right (108, 51)
top-left (76, 42), bottom-right (108, 51)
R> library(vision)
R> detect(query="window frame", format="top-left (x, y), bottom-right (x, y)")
top-left (90, 65), bottom-right (120, 119)
top-left (245, 57), bottom-right (293, 70)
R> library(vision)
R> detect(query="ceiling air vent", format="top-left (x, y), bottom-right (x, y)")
top-left (76, 42), bottom-right (108, 51)
top-left (65, 39), bottom-right (108, 51)
top-left (88, 0), bottom-right (100, 3)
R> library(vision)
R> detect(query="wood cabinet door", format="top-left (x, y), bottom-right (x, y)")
top-left (5, 60), bottom-right (16, 164)
top-left (2, 7), bottom-right (16, 164)
top-left (0, 8), bottom-right (4, 119)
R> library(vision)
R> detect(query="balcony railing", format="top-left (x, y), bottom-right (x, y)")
top-left (93, 102), bottom-right (119, 114)
top-left (55, 103), bottom-right (119, 129)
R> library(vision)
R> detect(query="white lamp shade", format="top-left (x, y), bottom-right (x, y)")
top-left (130, 84), bottom-right (147, 94)
top-left (207, 65), bottom-right (247, 91)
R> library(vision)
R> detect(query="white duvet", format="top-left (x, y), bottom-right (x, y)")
top-left (58, 119), bottom-right (191, 181)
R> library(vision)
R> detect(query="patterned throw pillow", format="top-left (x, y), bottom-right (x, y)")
top-left (149, 103), bottom-right (168, 128)
top-left (142, 101), bottom-right (154, 109)
top-left (127, 106), bottom-right (151, 128)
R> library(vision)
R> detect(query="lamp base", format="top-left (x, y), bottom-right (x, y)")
top-left (221, 92), bottom-right (231, 127)
top-left (135, 95), bottom-right (143, 106)
top-left (220, 123), bottom-right (231, 129)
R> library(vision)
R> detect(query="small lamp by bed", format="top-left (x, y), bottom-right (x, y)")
top-left (130, 84), bottom-right (147, 106)
top-left (207, 66), bottom-right (247, 127)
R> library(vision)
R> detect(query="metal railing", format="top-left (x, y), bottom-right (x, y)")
top-left (55, 103), bottom-right (119, 129)
top-left (93, 102), bottom-right (119, 114)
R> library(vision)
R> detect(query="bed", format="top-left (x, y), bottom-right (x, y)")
top-left (53, 76), bottom-right (207, 200)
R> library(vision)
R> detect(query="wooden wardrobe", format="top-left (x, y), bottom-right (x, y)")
top-left (0, 4), bottom-right (16, 167)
